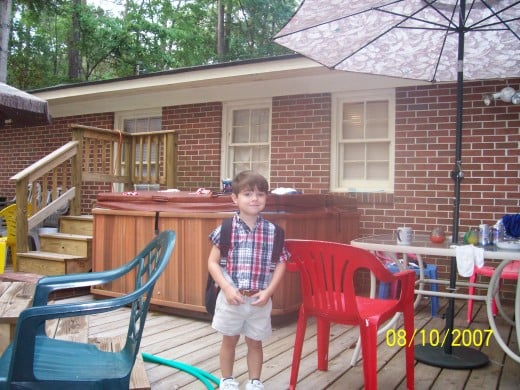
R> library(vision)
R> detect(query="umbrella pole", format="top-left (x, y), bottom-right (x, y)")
top-left (415, 0), bottom-right (488, 369)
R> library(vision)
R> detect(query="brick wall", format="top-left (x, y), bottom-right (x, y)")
top-left (1, 79), bottom-right (518, 233)
top-left (271, 93), bottom-right (331, 193)
top-left (163, 102), bottom-right (223, 191)
top-left (1, 78), bottom-right (517, 299)
top-left (267, 81), bottom-right (519, 241)
top-left (352, 79), bottom-right (520, 240)
top-left (0, 113), bottom-right (115, 213)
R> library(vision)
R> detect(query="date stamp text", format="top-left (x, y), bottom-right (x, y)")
top-left (386, 328), bottom-right (493, 348)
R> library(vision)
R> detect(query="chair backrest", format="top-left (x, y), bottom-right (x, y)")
top-left (123, 229), bottom-right (175, 357)
top-left (0, 204), bottom-right (32, 247)
top-left (6, 230), bottom-right (176, 386)
top-left (285, 239), bottom-right (409, 321)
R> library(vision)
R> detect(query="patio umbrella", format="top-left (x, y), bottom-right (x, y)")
top-left (0, 82), bottom-right (51, 127)
top-left (274, 0), bottom-right (520, 369)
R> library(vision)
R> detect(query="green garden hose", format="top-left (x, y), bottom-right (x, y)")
top-left (142, 352), bottom-right (220, 390)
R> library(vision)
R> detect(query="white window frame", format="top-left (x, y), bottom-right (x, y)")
top-left (330, 89), bottom-right (395, 193)
top-left (113, 108), bottom-right (162, 191)
top-left (114, 108), bottom-right (162, 133)
top-left (221, 99), bottom-right (272, 182)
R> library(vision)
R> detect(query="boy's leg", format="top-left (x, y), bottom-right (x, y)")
top-left (245, 336), bottom-right (263, 380)
top-left (220, 334), bottom-right (240, 378)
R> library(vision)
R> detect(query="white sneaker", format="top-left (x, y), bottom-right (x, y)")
top-left (220, 377), bottom-right (239, 390)
top-left (245, 379), bottom-right (265, 390)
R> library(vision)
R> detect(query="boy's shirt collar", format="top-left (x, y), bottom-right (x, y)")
top-left (235, 212), bottom-right (264, 232)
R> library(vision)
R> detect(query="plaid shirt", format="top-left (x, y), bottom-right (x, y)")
top-left (209, 213), bottom-right (289, 291)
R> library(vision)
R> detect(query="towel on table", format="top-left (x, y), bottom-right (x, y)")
top-left (455, 245), bottom-right (484, 277)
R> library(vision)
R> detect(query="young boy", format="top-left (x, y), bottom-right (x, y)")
top-left (207, 171), bottom-right (289, 390)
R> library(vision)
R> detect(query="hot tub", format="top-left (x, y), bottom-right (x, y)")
top-left (92, 192), bottom-right (360, 319)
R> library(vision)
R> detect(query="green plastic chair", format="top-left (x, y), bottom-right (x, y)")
top-left (0, 230), bottom-right (176, 389)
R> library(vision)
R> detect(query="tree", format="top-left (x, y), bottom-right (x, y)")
top-left (68, 0), bottom-right (83, 81)
top-left (0, 0), bottom-right (13, 82)
top-left (5, 0), bottom-right (298, 89)
top-left (1, 0), bottom-right (67, 84)
top-left (215, 0), bottom-right (297, 61)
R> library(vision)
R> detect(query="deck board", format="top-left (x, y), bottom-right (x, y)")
top-left (62, 294), bottom-right (519, 389)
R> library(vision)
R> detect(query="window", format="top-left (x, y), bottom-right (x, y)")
top-left (114, 109), bottom-right (162, 190)
top-left (221, 100), bottom-right (271, 181)
top-left (331, 90), bottom-right (395, 192)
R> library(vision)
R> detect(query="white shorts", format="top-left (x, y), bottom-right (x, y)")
top-left (211, 290), bottom-right (273, 341)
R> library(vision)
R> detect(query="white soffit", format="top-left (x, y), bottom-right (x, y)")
top-left (35, 56), bottom-right (426, 118)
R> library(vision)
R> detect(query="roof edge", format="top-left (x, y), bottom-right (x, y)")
top-left (31, 54), bottom-right (305, 94)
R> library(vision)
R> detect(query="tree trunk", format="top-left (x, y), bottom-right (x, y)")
top-left (217, 0), bottom-right (225, 59)
top-left (0, 0), bottom-right (12, 83)
top-left (68, 0), bottom-right (82, 80)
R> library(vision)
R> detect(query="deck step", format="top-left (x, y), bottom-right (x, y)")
top-left (17, 251), bottom-right (91, 275)
top-left (59, 215), bottom-right (93, 236)
top-left (17, 215), bottom-right (93, 277)
top-left (39, 232), bottom-right (91, 257)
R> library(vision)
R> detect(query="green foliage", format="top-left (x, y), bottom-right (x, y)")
top-left (6, 0), bottom-right (298, 89)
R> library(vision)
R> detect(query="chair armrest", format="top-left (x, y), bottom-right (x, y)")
top-left (32, 256), bottom-right (140, 306)
top-left (9, 294), bottom-right (138, 378)
top-left (392, 269), bottom-right (417, 301)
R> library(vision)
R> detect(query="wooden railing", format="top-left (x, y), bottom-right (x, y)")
top-left (71, 125), bottom-right (177, 188)
top-left (10, 124), bottom-right (177, 266)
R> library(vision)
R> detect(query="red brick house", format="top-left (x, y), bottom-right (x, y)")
top-left (1, 55), bottom-right (518, 240)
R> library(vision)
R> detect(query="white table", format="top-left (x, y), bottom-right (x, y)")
top-left (351, 233), bottom-right (520, 364)
top-left (351, 233), bottom-right (519, 301)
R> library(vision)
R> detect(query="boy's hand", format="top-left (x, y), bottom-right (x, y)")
top-left (250, 290), bottom-right (270, 306)
top-left (222, 285), bottom-right (245, 305)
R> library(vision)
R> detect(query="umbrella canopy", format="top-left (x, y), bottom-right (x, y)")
top-left (0, 82), bottom-right (51, 127)
top-left (274, 0), bottom-right (520, 82)
top-left (274, 0), bottom-right (520, 370)
top-left (275, 0), bottom-right (520, 244)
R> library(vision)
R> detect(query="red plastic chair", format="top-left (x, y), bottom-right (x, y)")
top-left (285, 239), bottom-right (415, 390)
top-left (467, 260), bottom-right (520, 324)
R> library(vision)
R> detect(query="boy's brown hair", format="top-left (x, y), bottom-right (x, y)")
top-left (232, 171), bottom-right (269, 195)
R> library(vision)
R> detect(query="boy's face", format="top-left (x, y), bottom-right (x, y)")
top-left (231, 187), bottom-right (267, 217)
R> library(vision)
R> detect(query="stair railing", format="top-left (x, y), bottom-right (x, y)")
top-left (9, 124), bottom-right (177, 265)
top-left (10, 141), bottom-right (80, 265)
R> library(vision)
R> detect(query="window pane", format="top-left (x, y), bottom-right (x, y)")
top-left (123, 119), bottom-right (136, 132)
top-left (120, 115), bottom-right (162, 182)
top-left (252, 162), bottom-right (269, 178)
top-left (227, 104), bottom-right (271, 181)
top-left (366, 143), bottom-right (389, 161)
top-left (251, 109), bottom-right (269, 142)
top-left (233, 110), bottom-right (249, 127)
top-left (123, 116), bottom-right (161, 133)
top-left (366, 101), bottom-right (388, 139)
top-left (343, 162), bottom-right (364, 179)
top-left (252, 146), bottom-right (269, 161)
top-left (342, 103), bottom-right (364, 139)
top-left (232, 110), bottom-right (249, 143)
top-left (367, 162), bottom-right (389, 180)
top-left (136, 118), bottom-right (149, 132)
top-left (149, 117), bottom-right (162, 131)
top-left (233, 146), bottom-right (251, 162)
top-left (233, 162), bottom-right (251, 176)
top-left (232, 125), bottom-right (250, 143)
top-left (342, 144), bottom-right (364, 162)
top-left (335, 93), bottom-right (393, 191)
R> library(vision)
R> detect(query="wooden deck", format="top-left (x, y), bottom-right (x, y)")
top-left (75, 295), bottom-right (519, 390)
